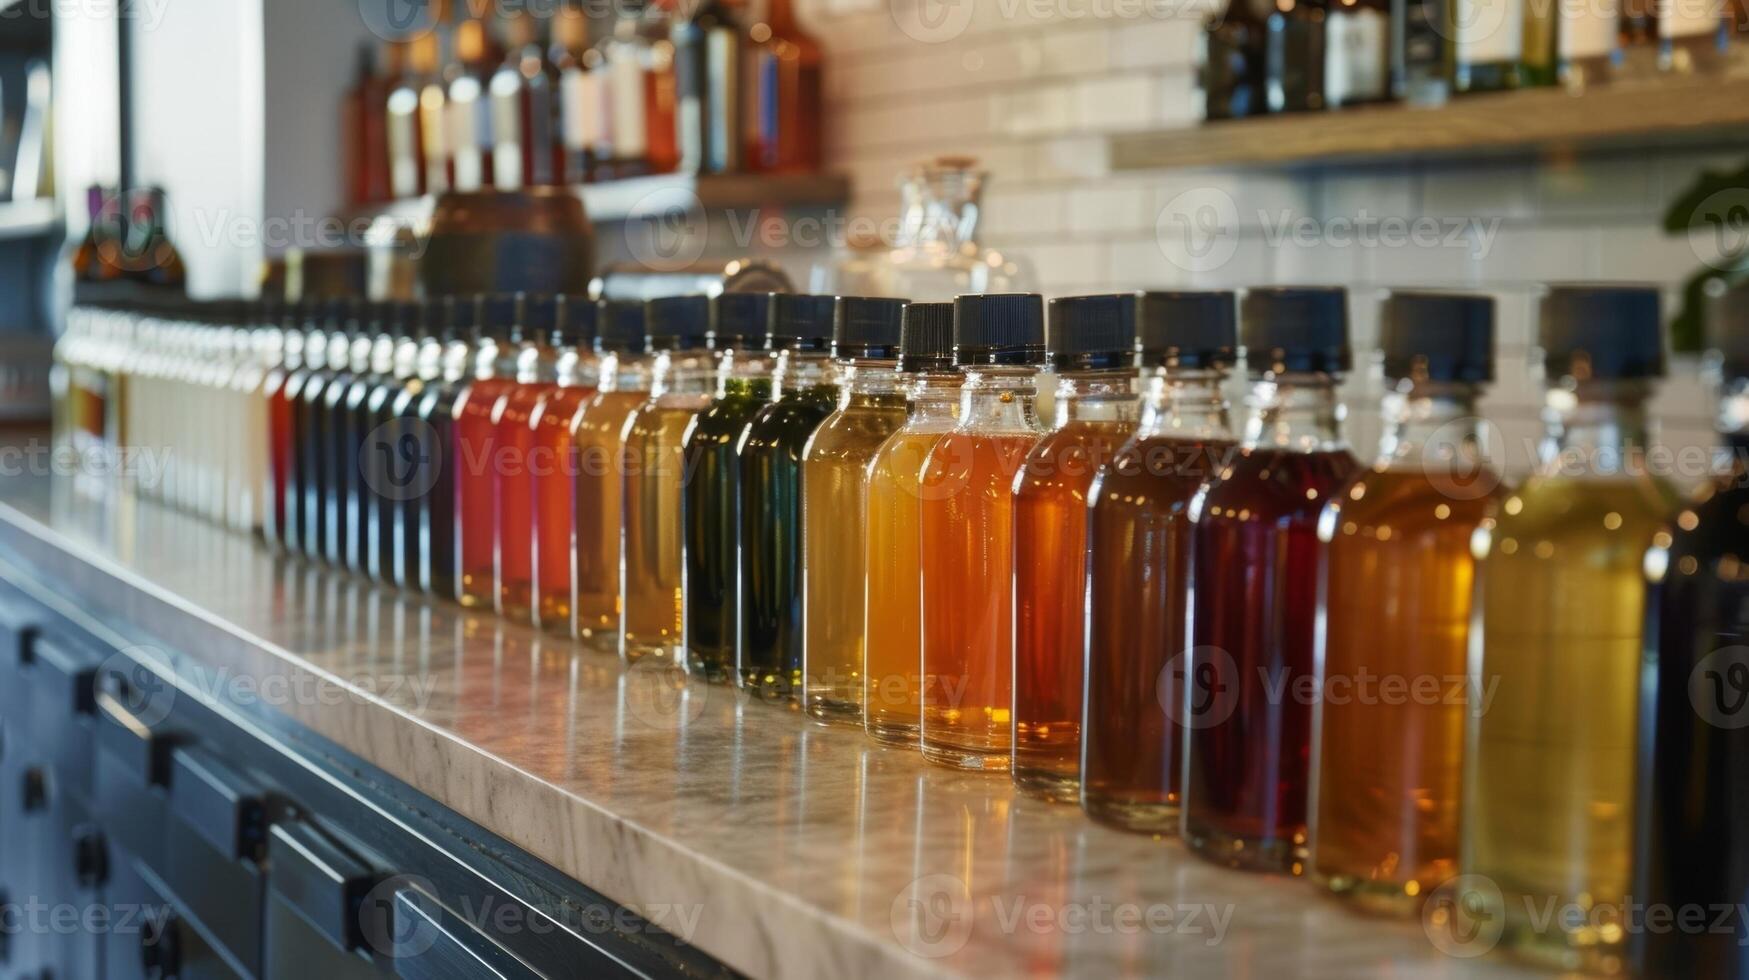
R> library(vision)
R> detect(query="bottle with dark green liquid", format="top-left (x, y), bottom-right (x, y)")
top-left (738, 294), bottom-right (839, 702)
top-left (681, 292), bottom-right (776, 681)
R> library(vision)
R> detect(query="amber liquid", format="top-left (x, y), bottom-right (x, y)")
top-left (864, 428), bottom-right (950, 744)
top-left (801, 388), bottom-right (908, 723)
top-left (455, 377), bottom-right (514, 608)
top-left (573, 391), bottom-right (649, 648)
top-left (532, 387), bottom-right (595, 631)
top-left (496, 382), bottom-right (559, 621)
top-left (1184, 446), bottom-right (1359, 871)
top-left (1313, 467), bottom-right (1498, 912)
top-left (1012, 418), bottom-right (1136, 800)
top-left (681, 376), bottom-right (771, 680)
top-left (920, 432), bottom-right (1040, 770)
top-left (1083, 435), bottom-right (1233, 833)
top-left (623, 398), bottom-right (710, 661)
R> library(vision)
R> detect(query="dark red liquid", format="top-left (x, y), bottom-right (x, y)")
top-left (265, 364), bottom-right (298, 548)
top-left (1184, 446), bottom-right (1358, 870)
top-left (455, 377), bottom-right (514, 608)
top-left (496, 382), bottom-right (558, 620)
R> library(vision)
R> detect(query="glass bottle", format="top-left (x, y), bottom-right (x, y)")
top-left (414, 30), bottom-right (449, 195)
top-left (605, 0), bottom-right (657, 177)
top-left (1636, 280), bottom-right (1749, 980)
top-left (1268, 0), bottom-right (1328, 112)
top-left (1450, 0), bottom-right (1524, 91)
top-left (123, 188), bottom-right (186, 288)
top-left (1012, 295), bottom-right (1142, 800)
top-left (362, 301), bottom-right (425, 582)
top-left (622, 295), bottom-right (713, 662)
top-left (739, 294), bottom-right (840, 702)
top-left (454, 294), bottom-right (520, 607)
top-left (681, 293), bottom-right (776, 681)
top-left (408, 295), bottom-right (483, 599)
top-left (1082, 292), bottom-right (1237, 834)
top-left (573, 300), bottom-right (656, 648)
top-left (495, 294), bottom-right (563, 622)
top-left (320, 303), bottom-right (373, 566)
top-left (1467, 286), bottom-right (1680, 973)
top-left (446, 13), bottom-right (499, 193)
top-left (1310, 292), bottom-right (1500, 914)
top-left (672, 0), bottom-right (744, 174)
top-left (1324, 0), bottom-right (1391, 107)
top-left (1204, 0), bottom-right (1266, 119)
top-left (1522, 0), bottom-right (1619, 89)
top-left (644, 0), bottom-right (681, 175)
top-left (379, 300), bottom-right (442, 589)
top-left (1183, 287), bottom-right (1360, 872)
top-left (864, 302), bottom-right (959, 745)
top-left (490, 12), bottom-right (535, 190)
top-left (801, 297), bottom-right (908, 723)
top-left (294, 299), bottom-right (343, 560)
top-left (386, 40), bottom-right (425, 199)
top-left (262, 300), bottom-right (303, 547)
top-left (345, 43), bottom-right (393, 205)
top-left (343, 302), bottom-right (400, 576)
top-left (748, 0), bottom-right (822, 173)
top-left (531, 296), bottom-right (601, 632)
top-left (551, 5), bottom-right (595, 185)
top-left (920, 293), bottom-right (1048, 770)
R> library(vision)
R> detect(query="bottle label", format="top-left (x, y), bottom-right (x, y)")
top-left (1325, 6), bottom-right (1390, 105)
top-left (705, 26), bottom-right (740, 172)
top-left (386, 88), bottom-right (420, 200)
top-left (560, 67), bottom-right (593, 152)
top-left (490, 70), bottom-right (523, 191)
top-left (610, 50), bottom-right (649, 159)
top-left (1660, 0), bottom-right (1720, 37)
top-left (1456, 0), bottom-right (1524, 63)
top-left (1558, 0), bottom-right (1619, 56)
top-left (448, 82), bottom-right (484, 191)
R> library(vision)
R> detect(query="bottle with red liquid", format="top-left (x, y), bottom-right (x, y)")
top-left (404, 295), bottom-right (482, 598)
top-left (1183, 287), bottom-right (1358, 872)
top-left (344, 43), bottom-right (393, 207)
top-left (495, 294), bottom-right (563, 622)
top-left (530, 296), bottom-right (601, 633)
top-left (1083, 292), bottom-right (1237, 834)
top-left (453, 294), bottom-right (520, 607)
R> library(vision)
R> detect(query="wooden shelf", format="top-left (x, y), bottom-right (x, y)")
top-left (1110, 71), bottom-right (1749, 172)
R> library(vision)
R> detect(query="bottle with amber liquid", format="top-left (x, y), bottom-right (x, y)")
top-left (801, 297), bottom-right (908, 723)
top-left (1184, 287), bottom-right (1359, 871)
top-left (406, 295), bottom-right (483, 598)
top-left (1467, 286), bottom-right (1680, 973)
top-left (748, 0), bottom-right (822, 173)
top-left (531, 296), bottom-right (600, 632)
top-left (495, 294), bottom-right (563, 622)
top-left (622, 295), bottom-right (713, 662)
top-left (1012, 294), bottom-right (1142, 800)
top-left (739, 295), bottom-right (840, 701)
top-left (1636, 280), bottom-right (1749, 980)
top-left (574, 300), bottom-right (656, 648)
top-left (920, 293), bottom-right (1048, 770)
top-left (364, 300), bottom-right (428, 583)
top-left (453, 294), bottom-right (519, 607)
top-left (681, 293), bottom-right (776, 681)
top-left (864, 302), bottom-right (959, 745)
top-left (1309, 292), bottom-right (1499, 913)
top-left (1082, 291), bottom-right (1237, 834)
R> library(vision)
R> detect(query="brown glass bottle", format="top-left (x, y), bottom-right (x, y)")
top-left (344, 44), bottom-right (393, 207)
top-left (748, 0), bottom-right (822, 173)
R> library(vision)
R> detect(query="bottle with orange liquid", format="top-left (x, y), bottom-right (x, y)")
top-left (920, 293), bottom-right (1047, 771)
top-left (1310, 291), bottom-right (1499, 913)
top-left (864, 302), bottom-right (958, 745)
top-left (530, 296), bottom-right (600, 632)
top-left (573, 300), bottom-right (656, 648)
top-left (1012, 294), bottom-right (1142, 800)
top-left (453, 294), bottom-right (519, 607)
top-left (495, 295), bottom-right (563, 622)
top-left (622, 295), bottom-right (714, 662)
top-left (1183, 287), bottom-right (1359, 871)
top-left (801, 296), bottom-right (908, 724)
top-left (1082, 291), bottom-right (1237, 834)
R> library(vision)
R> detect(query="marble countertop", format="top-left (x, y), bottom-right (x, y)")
top-left (0, 464), bottom-right (1536, 979)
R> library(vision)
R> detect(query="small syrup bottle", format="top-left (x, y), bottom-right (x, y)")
top-left (495, 294), bottom-right (563, 622)
top-left (453, 294), bottom-right (520, 607)
top-left (530, 296), bottom-right (601, 632)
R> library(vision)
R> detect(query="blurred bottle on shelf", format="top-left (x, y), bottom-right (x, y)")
top-left (345, 43), bottom-right (394, 207)
top-left (552, 3), bottom-right (597, 184)
top-left (1450, 0), bottom-right (1523, 92)
top-left (748, 0), bottom-right (823, 172)
top-left (120, 188), bottom-right (186, 289)
top-left (603, 0), bottom-right (683, 178)
top-left (1522, 0), bottom-right (1619, 89)
top-left (385, 41), bottom-right (425, 200)
top-left (1324, 0), bottom-right (1391, 107)
top-left (1272, 0), bottom-right (1329, 111)
top-left (72, 185), bottom-right (122, 283)
top-left (674, 0), bottom-right (745, 174)
top-left (491, 10), bottom-right (562, 189)
top-left (1203, 0), bottom-right (1267, 119)
top-left (1621, 0), bottom-right (1725, 74)
top-left (414, 30), bottom-right (450, 194)
top-left (447, 9), bottom-right (501, 193)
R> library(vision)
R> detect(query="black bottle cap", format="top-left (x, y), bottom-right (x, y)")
top-left (256, 298), bottom-right (283, 329)
top-left (445, 295), bottom-right (482, 342)
top-left (554, 294), bottom-right (597, 348)
top-left (1137, 291), bottom-right (1238, 369)
top-left (597, 299), bottom-right (651, 355)
top-left (390, 299), bottom-right (426, 338)
top-left (1710, 278), bottom-right (1749, 382)
top-left (481, 293), bottom-right (519, 342)
top-left (712, 292), bottom-right (773, 350)
top-left (953, 293), bottom-right (1046, 367)
top-left (769, 294), bottom-right (836, 352)
top-left (648, 295), bottom-right (712, 351)
top-left (1380, 291), bottom-right (1495, 383)
top-left (1240, 287), bottom-right (1351, 375)
top-left (1046, 294), bottom-right (1140, 371)
top-left (360, 299), bottom-right (392, 336)
top-left (898, 302), bottom-right (955, 373)
top-left (834, 297), bottom-right (906, 359)
top-left (521, 293), bottom-right (559, 342)
top-left (322, 297), bottom-right (355, 332)
top-left (1539, 284), bottom-right (1664, 382)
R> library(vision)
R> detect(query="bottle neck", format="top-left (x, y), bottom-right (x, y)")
top-left (1540, 379), bottom-right (1657, 477)
top-left (651, 350), bottom-right (714, 398)
top-left (1718, 378), bottom-right (1749, 459)
top-left (597, 351), bottom-right (654, 394)
top-left (957, 364), bottom-right (1042, 433)
top-left (556, 346), bottom-right (600, 389)
top-left (1241, 372), bottom-right (1346, 452)
top-left (471, 338), bottom-right (502, 381)
top-left (837, 358), bottom-right (904, 409)
top-left (1376, 381), bottom-right (1485, 469)
top-left (514, 341), bottom-right (559, 384)
top-left (773, 349), bottom-right (835, 399)
top-left (905, 371), bottom-right (963, 423)
top-left (713, 347), bottom-right (776, 398)
top-left (1051, 367), bottom-right (1140, 429)
top-left (412, 337), bottom-right (444, 381)
top-left (1137, 367), bottom-right (1232, 442)
top-left (441, 339), bottom-right (472, 383)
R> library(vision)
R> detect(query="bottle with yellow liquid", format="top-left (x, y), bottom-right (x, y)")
top-left (621, 295), bottom-right (713, 663)
top-left (1465, 285), bottom-right (1681, 973)
top-left (1310, 291), bottom-right (1500, 915)
top-left (801, 296), bottom-right (909, 724)
top-left (863, 302), bottom-right (958, 745)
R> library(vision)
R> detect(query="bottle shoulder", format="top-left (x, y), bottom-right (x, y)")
top-left (803, 405), bottom-right (909, 460)
top-left (1198, 446), bottom-right (1361, 516)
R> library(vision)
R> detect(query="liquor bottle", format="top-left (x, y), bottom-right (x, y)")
top-left (1467, 286), bottom-right (1679, 973)
top-left (1446, 0), bottom-right (1522, 91)
top-left (446, 13), bottom-right (499, 192)
top-left (367, 300), bottom-right (431, 584)
top-left (495, 294), bottom-right (563, 622)
top-left (1310, 292), bottom-right (1499, 913)
top-left (1522, 0), bottom-right (1619, 88)
top-left (386, 41), bottom-right (425, 199)
top-left (681, 292), bottom-right (777, 681)
top-left (345, 302), bottom-right (401, 576)
top-left (604, 0), bottom-right (656, 177)
top-left (645, 0), bottom-right (681, 175)
top-left (531, 296), bottom-right (600, 631)
top-left (408, 295), bottom-right (483, 598)
top-left (295, 299), bottom-right (345, 559)
top-left (454, 294), bottom-right (519, 607)
top-left (320, 303), bottom-right (374, 566)
top-left (1012, 295), bottom-right (1142, 800)
top-left (1268, 0), bottom-right (1329, 111)
top-left (748, 0), bottom-right (823, 173)
top-left (1325, 0), bottom-right (1392, 107)
top-left (1204, 0), bottom-right (1267, 119)
top-left (1636, 280), bottom-right (1749, 979)
top-left (523, 13), bottom-right (564, 186)
top-left (920, 294), bottom-right (1048, 769)
top-left (739, 294), bottom-right (840, 702)
top-left (72, 186), bottom-right (123, 282)
top-left (574, 300), bottom-right (656, 648)
top-left (622, 295), bottom-right (714, 662)
top-left (124, 188), bottom-right (186, 288)
top-left (1082, 291), bottom-right (1237, 834)
top-left (344, 45), bottom-right (394, 207)
top-left (551, 4), bottom-right (596, 184)
top-left (490, 12), bottom-right (537, 190)
top-left (1653, 0), bottom-right (1725, 72)
top-left (673, 0), bottom-right (744, 174)
top-left (864, 302), bottom-right (959, 744)
top-left (800, 297), bottom-right (908, 723)
top-left (262, 300), bottom-right (305, 547)
top-left (1183, 287), bottom-right (1359, 871)
top-left (414, 30), bottom-right (450, 195)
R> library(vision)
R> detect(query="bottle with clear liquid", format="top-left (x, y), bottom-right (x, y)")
top-left (454, 294), bottom-right (519, 607)
top-left (1467, 286), bottom-right (1681, 974)
top-left (1310, 292), bottom-right (1500, 914)
top-left (1012, 294), bottom-right (1142, 800)
top-left (531, 297), bottom-right (600, 632)
top-left (1082, 291), bottom-right (1237, 834)
top-left (864, 302), bottom-right (959, 744)
top-left (681, 293), bottom-right (776, 681)
top-left (494, 294), bottom-right (563, 622)
top-left (1184, 287), bottom-right (1360, 872)
top-left (622, 295), bottom-right (713, 662)
top-left (446, 13), bottom-right (500, 193)
top-left (801, 297), bottom-right (908, 723)
top-left (920, 293), bottom-right (1048, 770)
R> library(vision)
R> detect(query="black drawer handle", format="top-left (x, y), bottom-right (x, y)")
top-left (96, 690), bottom-right (175, 790)
top-left (267, 821), bottom-right (377, 953)
top-left (31, 637), bottom-right (98, 715)
top-left (170, 746), bottom-right (266, 862)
